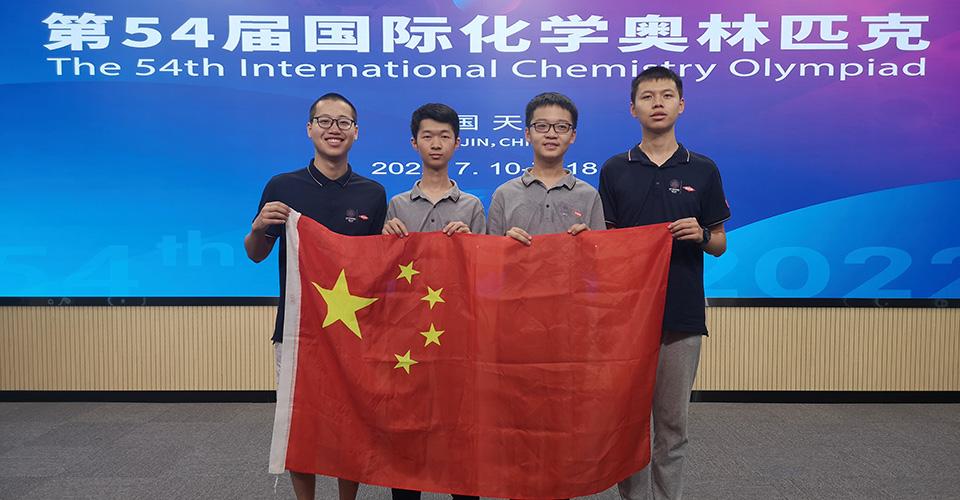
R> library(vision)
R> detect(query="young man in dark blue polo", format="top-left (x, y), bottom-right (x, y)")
top-left (599, 67), bottom-right (730, 500)
top-left (245, 92), bottom-right (386, 500)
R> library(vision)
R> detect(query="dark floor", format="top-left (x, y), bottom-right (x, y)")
top-left (1, 402), bottom-right (958, 499)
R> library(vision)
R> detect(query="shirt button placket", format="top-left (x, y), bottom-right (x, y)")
top-left (544, 191), bottom-right (553, 221)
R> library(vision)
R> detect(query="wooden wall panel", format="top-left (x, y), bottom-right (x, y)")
top-left (1, 306), bottom-right (957, 391)
top-left (698, 307), bottom-right (960, 391)
top-left (0, 307), bottom-right (275, 390)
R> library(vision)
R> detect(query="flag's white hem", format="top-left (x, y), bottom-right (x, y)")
top-left (269, 210), bottom-right (302, 474)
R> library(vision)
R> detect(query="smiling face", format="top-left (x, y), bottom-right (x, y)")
top-left (307, 98), bottom-right (358, 160)
top-left (412, 118), bottom-right (459, 171)
top-left (524, 105), bottom-right (577, 163)
top-left (630, 78), bottom-right (685, 134)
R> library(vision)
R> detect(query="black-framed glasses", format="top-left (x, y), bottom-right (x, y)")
top-left (312, 116), bottom-right (356, 130)
top-left (528, 121), bottom-right (574, 134)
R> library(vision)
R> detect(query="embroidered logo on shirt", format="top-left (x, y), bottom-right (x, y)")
top-left (556, 203), bottom-right (578, 219)
top-left (345, 209), bottom-right (358, 223)
top-left (359, 214), bottom-right (369, 221)
top-left (683, 186), bottom-right (696, 192)
top-left (668, 179), bottom-right (681, 194)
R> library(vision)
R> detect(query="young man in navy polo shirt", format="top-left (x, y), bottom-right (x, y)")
top-left (245, 92), bottom-right (386, 500)
top-left (599, 67), bottom-right (730, 500)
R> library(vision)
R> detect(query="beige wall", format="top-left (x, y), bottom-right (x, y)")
top-left (1, 306), bottom-right (957, 391)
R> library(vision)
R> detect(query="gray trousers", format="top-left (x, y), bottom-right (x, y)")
top-left (618, 330), bottom-right (702, 500)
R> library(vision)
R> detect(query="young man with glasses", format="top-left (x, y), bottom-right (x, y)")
top-left (245, 92), bottom-right (387, 500)
top-left (487, 92), bottom-right (605, 243)
top-left (599, 66), bottom-right (730, 500)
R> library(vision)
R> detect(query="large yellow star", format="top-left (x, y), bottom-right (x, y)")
top-left (421, 286), bottom-right (445, 309)
top-left (312, 270), bottom-right (378, 339)
top-left (420, 323), bottom-right (444, 347)
top-left (394, 350), bottom-right (418, 374)
top-left (396, 261), bottom-right (420, 284)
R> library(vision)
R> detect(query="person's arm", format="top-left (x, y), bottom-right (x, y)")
top-left (469, 199), bottom-right (487, 235)
top-left (245, 201), bottom-right (290, 262)
top-left (441, 198), bottom-right (487, 236)
top-left (666, 217), bottom-right (727, 257)
top-left (505, 226), bottom-right (533, 246)
top-left (371, 189), bottom-right (388, 235)
top-left (385, 197), bottom-right (397, 223)
top-left (383, 198), bottom-right (409, 237)
top-left (441, 220), bottom-right (468, 236)
top-left (598, 162), bottom-right (619, 230)
top-left (567, 192), bottom-right (607, 235)
top-left (699, 166), bottom-right (731, 257)
top-left (487, 190), bottom-right (506, 236)
top-left (589, 192), bottom-right (607, 231)
top-left (383, 218), bottom-right (410, 237)
top-left (487, 189), bottom-right (531, 245)
top-left (703, 223), bottom-right (726, 257)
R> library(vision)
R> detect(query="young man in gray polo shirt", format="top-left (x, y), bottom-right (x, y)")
top-left (383, 103), bottom-right (482, 500)
top-left (383, 103), bottom-right (485, 239)
top-left (487, 92), bottom-right (605, 243)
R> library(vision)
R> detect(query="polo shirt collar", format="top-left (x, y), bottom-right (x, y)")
top-left (627, 143), bottom-right (691, 168)
top-left (308, 159), bottom-right (353, 187)
top-left (410, 179), bottom-right (462, 202)
top-left (521, 168), bottom-right (576, 189)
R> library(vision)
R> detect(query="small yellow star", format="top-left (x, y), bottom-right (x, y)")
top-left (312, 270), bottom-right (378, 339)
top-left (396, 261), bottom-right (420, 284)
top-left (421, 286), bottom-right (445, 309)
top-left (420, 323), bottom-right (444, 347)
top-left (394, 350), bottom-right (418, 374)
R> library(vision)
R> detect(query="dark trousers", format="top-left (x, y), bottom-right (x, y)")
top-left (391, 488), bottom-right (478, 500)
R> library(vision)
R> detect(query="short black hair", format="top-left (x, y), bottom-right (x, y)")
top-left (410, 103), bottom-right (460, 138)
top-left (525, 92), bottom-right (578, 129)
top-left (309, 92), bottom-right (357, 122)
top-left (631, 66), bottom-right (684, 102)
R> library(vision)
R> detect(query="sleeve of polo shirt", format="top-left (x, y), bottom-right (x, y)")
top-left (598, 162), bottom-right (619, 228)
top-left (487, 189), bottom-right (506, 236)
top-left (700, 167), bottom-right (731, 228)
top-left (587, 192), bottom-right (606, 231)
top-left (385, 196), bottom-right (398, 222)
top-left (370, 189), bottom-right (388, 235)
top-left (469, 199), bottom-right (487, 235)
top-left (256, 177), bottom-right (282, 239)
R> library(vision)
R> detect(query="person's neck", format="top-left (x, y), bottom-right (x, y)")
top-left (530, 157), bottom-right (567, 188)
top-left (313, 153), bottom-right (349, 180)
top-left (418, 167), bottom-right (452, 203)
top-left (639, 129), bottom-right (679, 167)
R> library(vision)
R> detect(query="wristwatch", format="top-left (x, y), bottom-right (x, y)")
top-left (700, 226), bottom-right (711, 247)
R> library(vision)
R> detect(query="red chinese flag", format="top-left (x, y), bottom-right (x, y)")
top-left (270, 211), bottom-right (672, 499)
